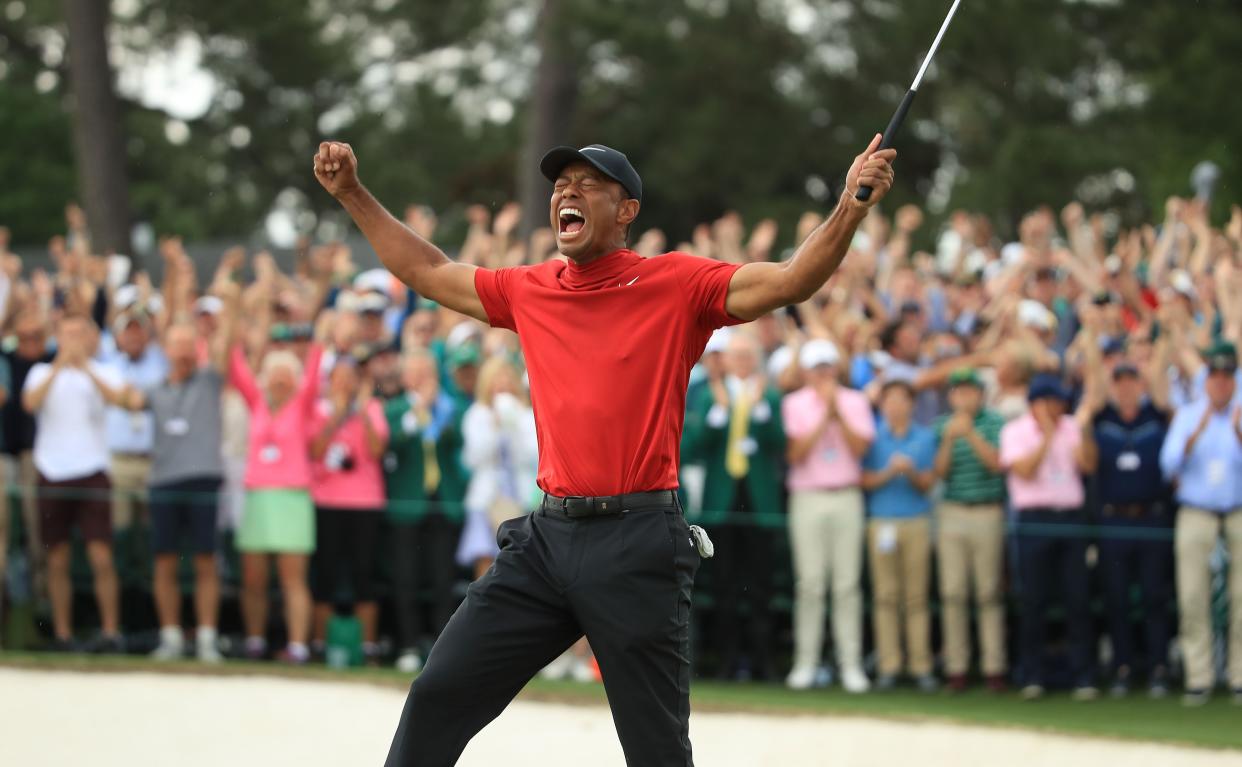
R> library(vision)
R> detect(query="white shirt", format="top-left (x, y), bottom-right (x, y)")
top-left (461, 394), bottom-right (539, 515)
top-left (23, 361), bottom-right (123, 481)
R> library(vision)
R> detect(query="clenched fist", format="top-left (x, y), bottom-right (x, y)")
top-left (314, 141), bottom-right (361, 198)
top-left (844, 133), bottom-right (898, 209)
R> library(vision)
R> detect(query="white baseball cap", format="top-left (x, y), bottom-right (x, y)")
top-left (446, 320), bottom-right (482, 350)
top-left (356, 292), bottom-right (389, 314)
top-left (1018, 299), bottom-right (1056, 331)
top-left (194, 295), bottom-right (223, 316)
top-left (766, 345), bottom-right (795, 379)
top-left (354, 268), bottom-right (393, 295)
top-left (799, 339), bottom-right (840, 370)
top-left (704, 327), bottom-right (733, 356)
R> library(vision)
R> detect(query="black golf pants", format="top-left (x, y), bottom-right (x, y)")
top-left (384, 502), bottom-right (701, 766)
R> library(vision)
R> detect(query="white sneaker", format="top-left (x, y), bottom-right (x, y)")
top-left (195, 628), bottom-right (222, 664)
top-left (571, 657), bottom-right (596, 683)
top-left (396, 651), bottom-right (423, 674)
top-left (540, 652), bottom-right (574, 681)
top-left (150, 627), bottom-right (185, 661)
top-left (841, 666), bottom-right (871, 694)
top-left (197, 642), bottom-right (223, 664)
top-left (785, 665), bottom-right (817, 691)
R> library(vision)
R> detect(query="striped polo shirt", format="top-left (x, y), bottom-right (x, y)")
top-left (934, 408), bottom-right (1006, 504)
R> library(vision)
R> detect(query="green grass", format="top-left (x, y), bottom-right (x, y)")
top-left (2, 652), bottom-right (1240, 751)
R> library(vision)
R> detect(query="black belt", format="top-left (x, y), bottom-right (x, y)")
top-left (542, 490), bottom-right (678, 518)
top-left (1102, 501), bottom-right (1165, 519)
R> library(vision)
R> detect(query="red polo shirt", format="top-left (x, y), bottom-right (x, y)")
top-left (474, 249), bottom-right (744, 497)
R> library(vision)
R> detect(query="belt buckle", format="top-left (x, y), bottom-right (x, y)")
top-left (563, 496), bottom-right (588, 517)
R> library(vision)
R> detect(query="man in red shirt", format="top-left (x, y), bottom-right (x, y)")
top-left (314, 136), bottom-right (895, 767)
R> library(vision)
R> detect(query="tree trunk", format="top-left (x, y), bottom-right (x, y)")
top-left (63, 0), bottom-right (133, 258)
top-left (517, 0), bottom-right (579, 243)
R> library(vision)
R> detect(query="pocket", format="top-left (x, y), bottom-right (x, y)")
top-left (663, 512), bottom-right (701, 575)
top-left (495, 514), bottom-right (525, 550)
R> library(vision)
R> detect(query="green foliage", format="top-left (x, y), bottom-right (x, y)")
top-left (0, 0), bottom-right (1238, 249)
top-left (0, 69), bottom-right (76, 244)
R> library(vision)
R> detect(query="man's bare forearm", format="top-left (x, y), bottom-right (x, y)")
top-left (338, 186), bottom-right (449, 288)
top-left (781, 198), bottom-right (868, 303)
top-left (336, 185), bottom-right (486, 321)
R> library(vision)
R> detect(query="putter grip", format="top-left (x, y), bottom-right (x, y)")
top-left (856, 89), bottom-right (917, 202)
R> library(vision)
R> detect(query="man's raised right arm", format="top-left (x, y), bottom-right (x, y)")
top-left (313, 141), bottom-right (488, 323)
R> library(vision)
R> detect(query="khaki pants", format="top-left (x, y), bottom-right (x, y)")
top-left (1175, 506), bottom-right (1242, 690)
top-left (1, 451), bottom-right (46, 603)
top-left (110, 454), bottom-right (152, 531)
top-left (936, 502), bottom-right (1007, 676)
top-left (868, 516), bottom-right (932, 677)
top-left (788, 488), bottom-right (865, 672)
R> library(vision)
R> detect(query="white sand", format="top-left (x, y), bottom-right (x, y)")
top-left (3, 668), bottom-right (1240, 767)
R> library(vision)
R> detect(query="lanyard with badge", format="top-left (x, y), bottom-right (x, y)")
top-left (162, 374), bottom-right (196, 438)
top-left (1115, 423), bottom-right (1142, 474)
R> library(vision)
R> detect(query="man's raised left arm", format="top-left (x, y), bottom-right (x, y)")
top-left (724, 134), bottom-right (897, 321)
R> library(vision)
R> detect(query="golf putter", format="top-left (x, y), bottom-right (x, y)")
top-left (857, 0), bottom-right (962, 202)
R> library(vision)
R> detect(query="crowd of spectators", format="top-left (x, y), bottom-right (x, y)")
top-left (0, 194), bottom-right (1240, 705)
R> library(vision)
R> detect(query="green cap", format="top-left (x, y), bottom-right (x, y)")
top-left (948, 367), bottom-right (983, 389)
top-left (1203, 340), bottom-right (1238, 373)
top-left (448, 343), bottom-right (481, 370)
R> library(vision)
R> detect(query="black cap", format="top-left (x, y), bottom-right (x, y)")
top-left (540, 144), bottom-right (642, 202)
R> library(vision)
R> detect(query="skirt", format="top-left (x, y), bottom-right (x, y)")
top-left (238, 488), bottom-right (316, 554)
top-left (455, 508), bottom-right (501, 567)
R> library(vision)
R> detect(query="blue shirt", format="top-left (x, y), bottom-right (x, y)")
top-left (1159, 397), bottom-right (1242, 512)
top-left (863, 420), bottom-right (937, 518)
top-left (1169, 366), bottom-right (1242, 412)
top-left (99, 341), bottom-right (169, 454)
top-left (1093, 403), bottom-right (1169, 505)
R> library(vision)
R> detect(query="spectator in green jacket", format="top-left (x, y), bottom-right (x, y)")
top-left (384, 349), bottom-right (464, 673)
top-left (686, 330), bottom-right (785, 681)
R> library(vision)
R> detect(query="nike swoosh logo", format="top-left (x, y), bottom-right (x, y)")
top-left (624, 276), bottom-right (639, 286)
top-left (581, 147), bottom-right (605, 153)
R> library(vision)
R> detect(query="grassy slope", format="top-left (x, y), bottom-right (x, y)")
top-left (2, 652), bottom-right (1239, 751)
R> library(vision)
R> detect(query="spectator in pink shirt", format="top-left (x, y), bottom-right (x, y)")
top-left (308, 355), bottom-right (390, 663)
top-left (781, 339), bottom-right (876, 693)
top-left (229, 341), bottom-right (325, 663)
top-left (1000, 374), bottom-right (1098, 701)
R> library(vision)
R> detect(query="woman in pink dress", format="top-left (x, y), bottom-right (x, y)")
top-left (229, 342), bottom-right (324, 663)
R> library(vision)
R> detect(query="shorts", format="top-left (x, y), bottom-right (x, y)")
top-left (150, 477), bottom-right (223, 555)
top-left (38, 471), bottom-right (112, 548)
top-left (238, 488), bottom-right (316, 554)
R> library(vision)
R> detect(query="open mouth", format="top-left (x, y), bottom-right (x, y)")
top-left (558, 206), bottom-right (586, 237)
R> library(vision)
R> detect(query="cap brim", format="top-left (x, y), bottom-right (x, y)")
top-left (539, 146), bottom-right (638, 200)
